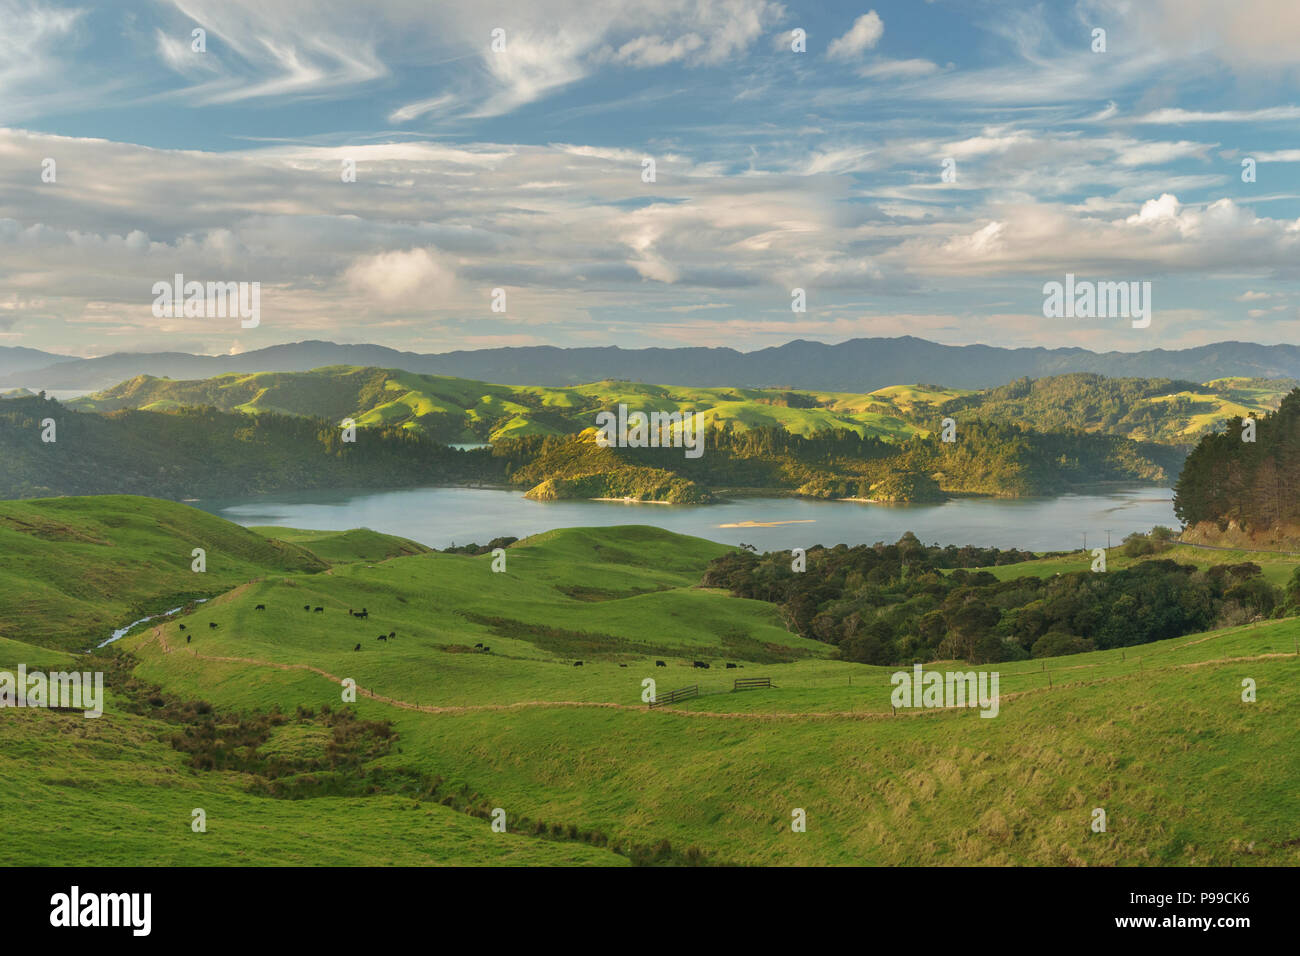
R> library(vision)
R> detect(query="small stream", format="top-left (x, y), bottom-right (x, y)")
top-left (96, 598), bottom-right (208, 650)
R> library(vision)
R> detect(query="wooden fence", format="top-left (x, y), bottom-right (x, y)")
top-left (733, 677), bottom-right (772, 691)
top-left (649, 685), bottom-right (699, 708)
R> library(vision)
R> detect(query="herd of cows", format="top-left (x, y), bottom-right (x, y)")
top-left (164, 601), bottom-right (747, 670)
top-left (568, 659), bottom-right (742, 669)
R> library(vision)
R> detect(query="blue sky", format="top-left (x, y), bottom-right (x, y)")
top-left (1, 0), bottom-right (1298, 358)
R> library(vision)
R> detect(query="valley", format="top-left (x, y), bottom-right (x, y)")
top-left (1, 495), bottom-right (1296, 866)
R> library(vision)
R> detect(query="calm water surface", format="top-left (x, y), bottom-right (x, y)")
top-left (202, 485), bottom-right (1178, 552)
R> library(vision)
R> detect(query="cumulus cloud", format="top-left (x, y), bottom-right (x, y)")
top-left (826, 11), bottom-right (883, 60)
top-left (345, 247), bottom-right (458, 304)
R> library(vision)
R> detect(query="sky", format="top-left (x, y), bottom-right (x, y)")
top-left (1, 0), bottom-right (1298, 359)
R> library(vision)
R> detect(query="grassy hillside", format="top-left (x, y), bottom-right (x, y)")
top-left (246, 526), bottom-right (432, 565)
top-left (71, 367), bottom-right (934, 443)
top-left (1, 497), bottom-right (1295, 866)
top-left (69, 367), bottom-right (1293, 450)
top-left (0, 497), bottom-right (430, 651)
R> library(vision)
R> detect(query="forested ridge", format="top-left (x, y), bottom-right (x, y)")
top-left (491, 420), bottom-right (1178, 502)
top-left (1174, 388), bottom-right (1300, 531)
top-left (0, 397), bottom-right (494, 500)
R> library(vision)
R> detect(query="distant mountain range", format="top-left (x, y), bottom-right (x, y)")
top-left (6, 336), bottom-right (1300, 391)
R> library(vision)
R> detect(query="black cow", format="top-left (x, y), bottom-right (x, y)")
top-left (388, 631), bottom-right (395, 639)
top-left (255, 604), bottom-right (266, 611)
top-left (354, 643), bottom-right (361, 651)
top-left (178, 624), bottom-right (186, 631)
top-left (692, 660), bottom-right (709, 669)
top-left (377, 634), bottom-right (387, 642)
top-left (313, 607), bottom-right (323, 613)
top-left (725, 663), bottom-right (737, 669)
top-left (482, 646), bottom-right (491, 653)
top-left (474, 642), bottom-right (484, 649)
top-left (618, 663), bottom-right (628, 668)
top-left (208, 622), bottom-right (219, 629)
top-left (573, 661), bottom-right (583, 667)
top-left (357, 609), bottom-right (368, 619)
top-left (304, 605), bottom-right (311, 611)
top-left (186, 635), bottom-right (191, 644)
top-left (655, 660), bottom-right (666, 667)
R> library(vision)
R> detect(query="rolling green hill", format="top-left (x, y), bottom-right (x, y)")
top-left (1, 497), bottom-right (1296, 866)
top-left (70, 367), bottom-right (935, 443)
top-left (68, 367), bottom-right (1293, 450)
top-left (0, 496), bottom-right (431, 651)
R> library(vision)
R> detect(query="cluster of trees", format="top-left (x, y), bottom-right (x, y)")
top-left (491, 419), bottom-right (1175, 502)
top-left (0, 397), bottom-right (500, 500)
top-left (1174, 389), bottom-right (1300, 531)
top-left (702, 531), bottom-right (1289, 664)
top-left (441, 536), bottom-right (518, 555)
top-left (938, 373), bottom-right (1224, 447)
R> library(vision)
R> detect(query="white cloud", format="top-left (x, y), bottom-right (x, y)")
top-left (604, 33), bottom-right (705, 68)
top-left (1098, 0), bottom-right (1300, 71)
top-left (856, 58), bottom-right (940, 80)
top-left (344, 247), bottom-right (457, 304)
top-left (1132, 106), bottom-right (1300, 125)
top-left (826, 11), bottom-right (883, 60)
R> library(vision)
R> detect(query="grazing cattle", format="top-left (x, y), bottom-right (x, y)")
top-left (692, 660), bottom-right (709, 669)
top-left (482, 646), bottom-right (491, 653)
top-left (725, 663), bottom-right (737, 669)
top-left (377, 634), bottom-right (387, 642)
top-left (186, 635), bottom-right (191, 644)
top-left (618, 663), bottom-right (627, 668)
top-left (178, 624), bottom-right (186, 631)
top-left (255, 604), bottom-right (266, 611)
top-left (388, 631), bottom-right (395, 639)
top-left (573, 661), bottom-right (583, 667)
top-left (304, 605), bottom-right (310, 611)
top-left (313, 607), bottom-right (323, 613)
top-left (356, 608), bottom-right (368, 619)
top-left (474, 642), bottom-right (484, 649)
top-left (655, 660), bottom-right (666, 667)
top-left (208, 622), bottom-right (219, 629)
top-left (354, 643), bottom-right (361, 651)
